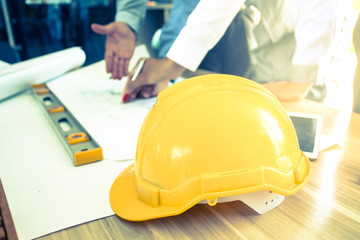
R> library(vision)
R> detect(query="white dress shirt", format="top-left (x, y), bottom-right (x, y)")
top-left (166, 0), bottom-right (337, 83)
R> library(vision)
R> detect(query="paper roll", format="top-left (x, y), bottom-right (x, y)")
top-left (0, 47), bottom-right (86, 101)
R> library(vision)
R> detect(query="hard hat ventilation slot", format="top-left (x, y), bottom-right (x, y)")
top-left (265, 191), bottom-right (281, 206)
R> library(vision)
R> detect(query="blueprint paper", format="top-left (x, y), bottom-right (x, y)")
top-left (48, 45), bottom-right (156, 161)
top-left (0, 45), bottom-right (157, 240)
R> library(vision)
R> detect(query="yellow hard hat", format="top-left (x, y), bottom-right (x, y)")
top-left (110, 74), bottom-right (311, 221)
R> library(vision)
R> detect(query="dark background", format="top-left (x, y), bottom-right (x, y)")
top-left (0, 0), bottom-right (169, 66)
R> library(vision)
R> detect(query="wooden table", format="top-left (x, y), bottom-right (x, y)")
top-left (36, 99), bottom-right (360, 240)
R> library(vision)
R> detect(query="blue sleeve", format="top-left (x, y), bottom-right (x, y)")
top-left (158, 0), bottom-right (199, 58)
top-left (115, 0), bottom-right (148, 34)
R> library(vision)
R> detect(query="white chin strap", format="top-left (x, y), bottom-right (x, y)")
top-left (198, 190), bottom-right (285, 214)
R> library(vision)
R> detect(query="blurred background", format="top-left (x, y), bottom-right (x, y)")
top-left (0, 0), bottom-right (359, 111)
top-left (0, 0), bottom-right (171, 66)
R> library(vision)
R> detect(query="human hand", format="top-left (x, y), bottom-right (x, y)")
top-left (91, 22), bottom-right (136, 79)
top-left (122, 57), bottom-right (185, 102)
top-left (261, 81), bottom-right (313, 101)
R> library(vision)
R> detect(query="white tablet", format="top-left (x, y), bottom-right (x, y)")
top-left (288, 112), bottom-right (323, 160)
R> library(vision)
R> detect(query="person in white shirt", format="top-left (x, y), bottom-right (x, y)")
top-left (92, 0), bottom-right (337, 102)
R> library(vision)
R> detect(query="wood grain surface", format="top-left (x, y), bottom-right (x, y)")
top-left (37, 100), bottom-right (360, 240)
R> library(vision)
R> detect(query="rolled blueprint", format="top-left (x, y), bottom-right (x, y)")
top-left (0, 47), bottom-right (86, 101)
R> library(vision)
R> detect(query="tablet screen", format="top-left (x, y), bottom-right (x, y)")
top-left (288, 112), bottom-right (323, 160)
top-left (290, 116), bottom-right (317, 153)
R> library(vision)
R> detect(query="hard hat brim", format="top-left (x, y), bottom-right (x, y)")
top-left (110, 163), bottom-right (200, 221)
top-left (110, 151), bottom-right (312, 221)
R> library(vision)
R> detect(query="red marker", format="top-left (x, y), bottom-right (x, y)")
top-left (122, 94), bottom-right (130, 103)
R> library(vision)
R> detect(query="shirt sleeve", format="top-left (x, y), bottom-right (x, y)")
top-left (292, 0), bottom-right (337, 66)
top-left (166, 0), bottom-right (246, 71)
top-left (115, 0), bottom-right (148, 34)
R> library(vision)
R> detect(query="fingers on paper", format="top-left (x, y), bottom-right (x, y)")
top-left (112, 57), bottom-right (125, 79)
top-left (105, 50), bottom-right (114, 74)
top-left (123, 59), bottom-right (130, 76)
top-left (122, 86), bottom-right (152, 103)
top-left (106, 54), bottom-right (130, 80)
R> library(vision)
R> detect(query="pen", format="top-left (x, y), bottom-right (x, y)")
top-left (131, 58), bottom-right (146, 82)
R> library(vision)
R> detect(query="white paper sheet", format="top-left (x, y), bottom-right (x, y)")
top-left (47, 45), bottom-right (156, 161)
top-left (0, 45), bottom-right (156, 239)
top-left (0, 60), bottom-right (10, 69)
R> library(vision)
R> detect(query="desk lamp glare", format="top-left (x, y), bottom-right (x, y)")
top-left (110, 74), bottom-right (311, 221)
